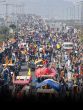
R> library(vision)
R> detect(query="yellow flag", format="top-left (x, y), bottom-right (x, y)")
top-left (27, 68), bottom-right (31, 76)
top-left (19, 76), bottom-right (20, 80)
top-left (56, 44), bottom-right (60, 49)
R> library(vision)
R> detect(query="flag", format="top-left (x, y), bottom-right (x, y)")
top-left (56, 44), bottom-right (60, 49)
top-left (28, 68), bottom-right (31, 76)
top-left (19, 76), bottom-right (20, 80)
top-left (9, 59), bottom-right (12, 64)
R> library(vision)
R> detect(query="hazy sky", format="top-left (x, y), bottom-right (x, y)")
top-left (0, 0), bottom-right (82, 19)
top-left (66, 0), bottom-right (83, 2)
top-left (4, 0), bottom-right (82, 3)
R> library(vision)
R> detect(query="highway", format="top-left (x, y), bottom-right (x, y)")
top-left (19, 61), bottom-right (36, 84)
top-left (19, 62), bottom-right (28, 76)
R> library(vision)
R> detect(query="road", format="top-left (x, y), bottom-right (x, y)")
top-left (19, 62), bottom-right (28, 76)
top-left (19, 61), bottom-right (36, 84)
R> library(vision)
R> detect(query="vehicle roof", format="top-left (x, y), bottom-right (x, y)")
top-left (63, 42), bottom-right (73, 44)
top-left (35, 59), bottom-right (43, 64)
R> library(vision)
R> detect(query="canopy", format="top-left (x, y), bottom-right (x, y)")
top-left (35, 67), bottom-right (56, 78)
top-left (35, 59), bottom-right (43, 64)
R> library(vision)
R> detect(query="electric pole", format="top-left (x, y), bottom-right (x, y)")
top-left (0, 0), bottom-right (6, 18)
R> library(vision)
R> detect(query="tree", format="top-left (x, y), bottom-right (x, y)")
top-left (0, 26), bottom-right (10, 41)
top-left (0, 26), bottom-right (9, 35)
top-left (9, 24), bottom-right (16, 30)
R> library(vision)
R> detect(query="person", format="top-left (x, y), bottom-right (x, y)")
top-left (60, 70), bottom-right (64, 79)
top-left (21, 85), bottom-right (30, 96)
top-left (15, 65), bottom-right (19, 76)
top-left (12, 53), bottom-right (16, 63)
top-left (3, 67), bottom-right (9, 83)
top-left (53, 48), bottom-right (56, 58)
top-left (80, 64), bottom-right (83, 75)
top-left (25, 55), bottom-right (28, 62)
top-left (64, 53), bottom-right (68, 63)
top-left (64, 67), bottom-right (67, 78)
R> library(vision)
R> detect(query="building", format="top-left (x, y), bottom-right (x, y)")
top-left (80, 1), bottom-right (83, 25)
top-left (0, 18), bottom-right (5, 26)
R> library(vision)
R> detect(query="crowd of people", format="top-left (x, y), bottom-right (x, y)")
top-left (26, 27), bottom-right (83, 99)
top-left (17, 14), bottom-right (47, 37)
top-left (0, 15), bottom-right (83, 102)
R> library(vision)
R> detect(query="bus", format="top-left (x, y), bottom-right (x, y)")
top-left (62, 42), bottom-right (73, 50)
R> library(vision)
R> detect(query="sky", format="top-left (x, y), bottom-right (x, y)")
top-left (0, 0), bottom-right (82, 19)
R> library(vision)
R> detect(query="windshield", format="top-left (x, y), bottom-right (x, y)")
top-left (64, 44), bottom-right (73, 47)
top-left (36, 61), bottom-right (43, 66)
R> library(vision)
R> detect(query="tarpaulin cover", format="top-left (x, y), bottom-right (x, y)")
top-left (36, 79), bottom-right (61, 92)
